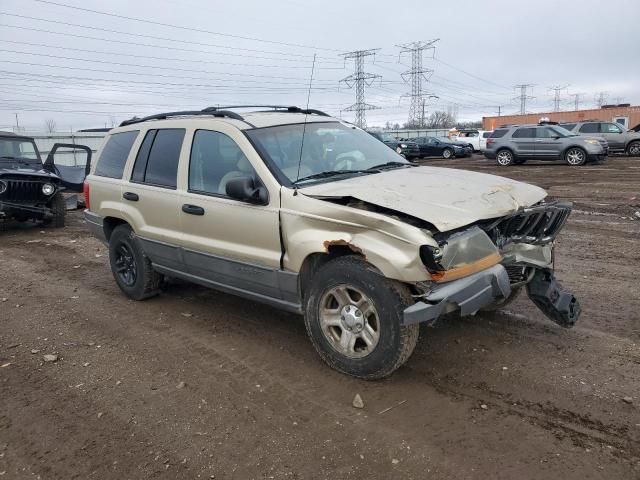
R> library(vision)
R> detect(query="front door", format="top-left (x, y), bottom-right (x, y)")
top-left (599, 122), bottom-right (626, 150)
top-left (535, 126), bottom-right (564, 159)
top-left (44, 143), bottom-right (92, 192)
top-left (179, 128), bottom-right (283, 299)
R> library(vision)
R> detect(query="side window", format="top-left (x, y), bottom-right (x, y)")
top-left (579, 123), bottom-right (599, 134)
top-left (188, 130), bottom-right (256, 196)
top-left (490, 129), bottom-right (509, 138)
top-left (482, 132), bottom-right (491, 138)
top-left (512, 127), bottom-right (536, 138)
top-left (537, 127), bottom-right (557, 138)
top-left (560, 123), bottom-right (576, 131)
top-left (602, 123), bottom-right (623, 133)
top-left (131, 129), bottom-right (185, 188)
top-left (94, 130), bottom-right (139, 179)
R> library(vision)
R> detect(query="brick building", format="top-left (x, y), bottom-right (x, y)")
top-left (482, 105), bottom-right (640, 131)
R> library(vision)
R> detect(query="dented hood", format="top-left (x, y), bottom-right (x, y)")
top-left (302, 166), bottom-right (547, 232)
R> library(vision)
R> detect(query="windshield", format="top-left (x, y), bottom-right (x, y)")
top-left (246, 122), bottom-right (409, 185)
top-left (0, 138), bottom-right (41, 163)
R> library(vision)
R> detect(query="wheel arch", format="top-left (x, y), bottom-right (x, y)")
top-left (103, 216), bottom-right (131, 241)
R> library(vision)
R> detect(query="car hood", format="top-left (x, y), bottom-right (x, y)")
top-left (302, 166), bottom-right (547, 232)
top-left (0, 162), bottom-right (58, 178)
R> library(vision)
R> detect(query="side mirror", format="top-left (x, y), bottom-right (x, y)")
top-left (225, 175), bottom-right (268, 205)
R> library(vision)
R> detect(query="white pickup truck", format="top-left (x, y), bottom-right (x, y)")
top-left (453, 129), bottom-right (493, 152)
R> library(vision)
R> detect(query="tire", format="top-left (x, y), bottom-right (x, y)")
top-left (108, 224), bottom-right (162, 301)
top-left (481, 287), bottom-right (521, 312)
top-left (303, 255), bottom-right (419, 379)
top-left (627, 141), bottom-right (640, 156)
top-left (42, 192), bottom-right (66, 228)
top-left (565, 147), bottom-right (586, 166)
top-left (496, 149), bottom-right (514, 166)
top-left (442, 148), bottom-right (453, 159)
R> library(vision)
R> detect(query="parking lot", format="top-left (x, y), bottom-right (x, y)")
top-left (1, 155), bottom-right (639, 479)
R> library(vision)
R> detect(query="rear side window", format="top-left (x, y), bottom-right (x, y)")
top-left (482, 132), bottom-right (492, 138)
top-left (512, 127), bottom-right (536, 138)
top-left (131, 129), bottom-right (185, 189)
top-left (94, 130), bottom-right (139, 179)
top-left (490, 129), bottom-right (509, 138)
top-left (579, 123), bottom-right (599, 134)
top-left (560, 123), bottom-right (576, 131)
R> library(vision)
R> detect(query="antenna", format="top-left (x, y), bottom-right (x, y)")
top-left (294, 53), bottom-right (317, 187)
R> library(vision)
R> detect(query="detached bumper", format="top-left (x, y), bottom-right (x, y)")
top-left (403, 264), bottom-right (511, 325)
top-left (84, 210), bottom-right (107, 244)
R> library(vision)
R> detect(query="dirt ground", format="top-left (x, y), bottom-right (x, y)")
top-left (1, 155), bottom-right (639, 479)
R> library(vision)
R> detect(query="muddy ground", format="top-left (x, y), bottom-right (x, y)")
top-left (1, 155), bottom-right (639, 479)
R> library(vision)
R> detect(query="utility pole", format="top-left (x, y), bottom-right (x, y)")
top-left (496, 105), bottom-right (504, 116)
top-left (340, 49), bottom-right (381, 129)
top-left (569, 93), bottom-right (584, 111)
top-left (513, 84), bottom-right (535, 115)
top-left (397, 39), bottom-right (439, 127)
top-left (14, 113), bottom-right (19, 131)
top-left (548, 85), bottom-right (569, 112)
top-left (594, 91), bottom-right (608, 108)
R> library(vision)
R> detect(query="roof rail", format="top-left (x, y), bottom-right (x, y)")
top-left (202, 105), bottom-right (330, 116)
top-left (119, 109), bottom-right (245, 127)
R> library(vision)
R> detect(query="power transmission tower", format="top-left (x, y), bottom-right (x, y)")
top-left (340, 49), bottom-right (381, 128)
top-left (569, 93), bottom-right (584, 111)
top-left (397, 39), bottom-right (439, 127)
top-left (613, 96), bottom-right (626, 104)
top-left (594, 91), bottom-right (608, 108)
top-left (548, 85), bottom-right (569, 112)
top-left (513, 84), bottom-right (535, 115)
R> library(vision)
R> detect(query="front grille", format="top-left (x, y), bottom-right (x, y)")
top-left (488, 201), bottom-right (572, 246)
top-left (0, 179), bottom-right (47, 202)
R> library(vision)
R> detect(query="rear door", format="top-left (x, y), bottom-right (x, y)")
top-left (535, 126), bottom-right (564, 159)
top-left (122, 128), bottom-right (186, 270)
top-left (510, 127), bottom-right (537, 158)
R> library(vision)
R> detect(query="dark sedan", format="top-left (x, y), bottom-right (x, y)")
top-left (412, 136), bottom-right (473, 159)
top-left (367, 131), bottom-right (421, 161)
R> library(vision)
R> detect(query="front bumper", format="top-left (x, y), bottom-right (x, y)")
top-left (403, 264), bottom-right (511, 325)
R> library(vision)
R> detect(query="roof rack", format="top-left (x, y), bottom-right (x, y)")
top-left (119, 105), bottom-right (331, 127)
top-left (120, 109), bottom-right (244, 127)
top-left (202, 105), bottom-right (330, 116)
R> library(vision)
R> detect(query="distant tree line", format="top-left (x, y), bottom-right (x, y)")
top-left (383, 111), bottom-right (482, 130)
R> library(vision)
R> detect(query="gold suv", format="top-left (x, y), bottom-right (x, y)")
top-left (84, 106), bottom-right (580, 379)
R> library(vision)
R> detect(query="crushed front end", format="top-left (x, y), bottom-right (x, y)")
top-left (405, 201), bottom-right (581, 328)
top-left (0, 175), bottom-right (61, 222)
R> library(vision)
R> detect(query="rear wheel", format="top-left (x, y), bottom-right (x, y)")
top-left (304, 255), bottom-right (419, 379)
top-left (108, 224), bottom-right (162, 300)
top-left (627, 141), bottom-right (640, 156)
top-left (565, 147), bottom-right (586, 166)
top-left (496, 149), bottom-right (514, 166)
top-left (442, 148), bottom-right (453, 159)
top-left (42, 192), bottom-right (66, 228)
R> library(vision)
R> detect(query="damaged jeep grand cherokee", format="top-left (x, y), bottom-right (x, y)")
top-left (0, 131), bottom-right (92, 227)
top-left (84, 106), bottom-right (580, 379)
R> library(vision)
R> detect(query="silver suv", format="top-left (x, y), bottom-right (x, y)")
top-left (559, 121), bottom-right (640, 156)
top-left (84, 106), bottom-right (580, 379)
top-left (485, 123), bottom-right (608, 166)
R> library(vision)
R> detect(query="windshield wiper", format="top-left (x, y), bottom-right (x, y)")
top-left (366, 161), bottom-right (412, 171)
top-left (293, 169), bottom-right (373, 185)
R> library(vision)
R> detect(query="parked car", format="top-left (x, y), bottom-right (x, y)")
top-left (453, 129), bottom-right (492, 152)
top-left (558, 121), bottom-right (640, 156)
top-left (484, 123), bottom-right (608, 166)
top-left (84, 105), bottom-right (580, 379)
top-left (412, 136), bottom-right (472, 159)
top-left (368, 131), bottom-right (420, 160)
top-left (0, 131), bottom-right (91, 227)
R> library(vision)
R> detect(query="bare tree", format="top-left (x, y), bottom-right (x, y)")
top-left (425, 111), bottom-right (455, 129)
top-left (44, 118), bottom-right (57, 133)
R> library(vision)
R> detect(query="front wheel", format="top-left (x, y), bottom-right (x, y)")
top-left (627, 141), bottom-right (640, 156)
top-left (565, 147), bottom-right (586, 166)
top-left (442, 148), bottom-right (453, 159)
top-left (42, 192), bottom-right (66, 228)
top-left (304, 256), bottom-right (419, 379)
top-left (108, 224), bottom-right (162, 301)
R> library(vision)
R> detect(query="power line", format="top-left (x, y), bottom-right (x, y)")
top-left (433, 57), bottom-right (512, 91)
top-left (339, 50), bottom-right (381, 129)
top-left (548, 85), bottom-right (569, 112)
top-left (396, 39), bottom-right (439, 127)
top-left (31, 0), bottom-right (342, 52)
top-left (513, 84), bottom-right (535, 115)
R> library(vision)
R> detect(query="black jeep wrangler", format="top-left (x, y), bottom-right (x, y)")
top-left (0, 131), bottom-right (92, 228)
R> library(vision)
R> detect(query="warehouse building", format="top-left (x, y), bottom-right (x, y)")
top-left (482, 104), bottom-right (640, 131)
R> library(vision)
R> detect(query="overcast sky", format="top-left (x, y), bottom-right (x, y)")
top-left (1, 0), bottom-right (639, 131)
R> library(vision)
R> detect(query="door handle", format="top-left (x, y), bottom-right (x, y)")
top-left (123, 192), bottom-right (139, 201)
top-left (182, 204), bottom-right (205, 216)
